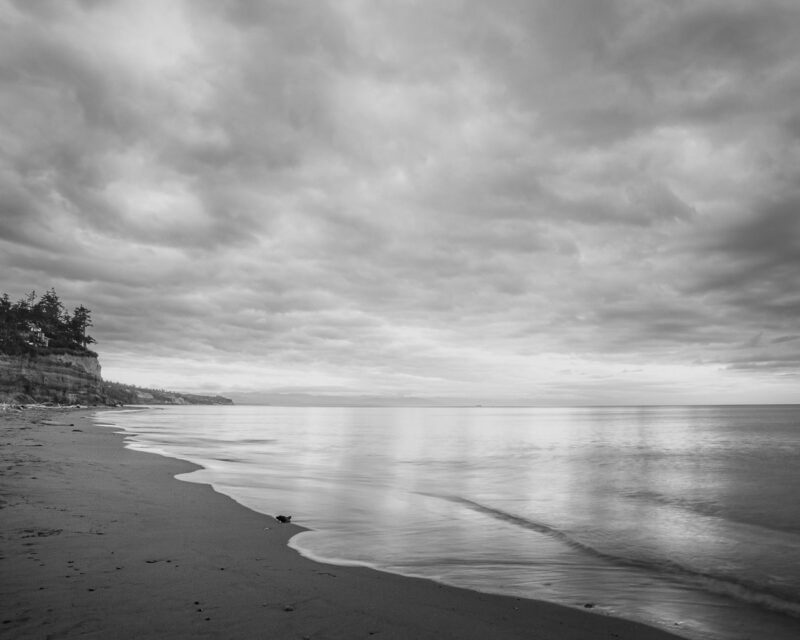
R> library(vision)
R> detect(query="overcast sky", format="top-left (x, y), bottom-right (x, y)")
top-left (2, 0), bottom-right (799, 404)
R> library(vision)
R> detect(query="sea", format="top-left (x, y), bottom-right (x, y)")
top-left (96, 404), bottom-right (800, 640)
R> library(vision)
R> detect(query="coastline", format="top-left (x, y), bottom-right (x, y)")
top-left (1, 407), bottom-right (685, 639)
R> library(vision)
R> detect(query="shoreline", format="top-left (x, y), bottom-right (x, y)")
top-left (1, 407), bottom-right (685, 639)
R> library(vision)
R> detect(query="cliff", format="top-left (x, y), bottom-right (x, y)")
top-left (0, 351), bottom-right (104, 405)
top-left (102, 381), bottom-right (234, 406)
top-left (1, 289), bottom-right (233, 406)
top-left (0, 355), bottom-right (234, 406)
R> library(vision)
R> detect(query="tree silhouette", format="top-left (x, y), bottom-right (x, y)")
top-left (69, 305), bottom-right (95, 348)
top-left (0, 289), bottom-right (96, 355)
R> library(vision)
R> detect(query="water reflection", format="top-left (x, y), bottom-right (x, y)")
top-left (104, 405), bottom-right (800, 640)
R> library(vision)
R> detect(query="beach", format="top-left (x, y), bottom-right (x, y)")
top-left (0, 407), bottom-right (684, 639)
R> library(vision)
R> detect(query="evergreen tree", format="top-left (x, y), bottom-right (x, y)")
top-left (0, 289), bottom-right (96, 354)
top-left (33, 288), bottom-right (65, 344)
top-left (69, 304), bottom-right (95, 348)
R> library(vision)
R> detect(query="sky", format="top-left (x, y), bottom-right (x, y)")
top-left (1, 0), bottom-right (799, 405)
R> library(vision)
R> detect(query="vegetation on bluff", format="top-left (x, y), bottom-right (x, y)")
top-left (0, 289), bottom-right (96, 356)
top-left (103, 381), bottom-right (234, 405)
top-left (1, 288), bottom-right (233, 406)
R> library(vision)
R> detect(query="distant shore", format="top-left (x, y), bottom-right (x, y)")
top-left (1, 406), bottom-right (684, 639)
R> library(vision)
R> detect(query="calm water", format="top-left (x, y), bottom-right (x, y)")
top-left (97, 405), bottom-right (800, 640)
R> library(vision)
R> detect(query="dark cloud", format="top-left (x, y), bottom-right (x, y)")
top-left (685, 196), bottom-right (800, 318)
top-left (2, 0), bottom-right (799, 402)
top-left (714, 197), bottom-right (800, 266)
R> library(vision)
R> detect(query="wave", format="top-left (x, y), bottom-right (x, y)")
top-left (287, 534), bottom-right (384, 571)
top-left (622, 490), bottom-right (800, 536)
top-left (425, 494), bottom-right (800, 619)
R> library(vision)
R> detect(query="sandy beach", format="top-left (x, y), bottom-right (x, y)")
top-left (1, 408), bottom-right (684, 639)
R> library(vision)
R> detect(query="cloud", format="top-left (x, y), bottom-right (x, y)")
top-left (1, 0), bottom-right (799, 402)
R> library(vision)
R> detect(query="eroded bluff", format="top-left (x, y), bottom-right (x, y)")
top-left (0, 352), bottom-right (104, 404)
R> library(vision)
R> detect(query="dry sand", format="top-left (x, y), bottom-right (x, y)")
top-left (1, 407), bottom-right (685, 639)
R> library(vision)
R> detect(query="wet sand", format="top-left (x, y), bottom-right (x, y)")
top-left (1, 407), bottom-right (685, 639)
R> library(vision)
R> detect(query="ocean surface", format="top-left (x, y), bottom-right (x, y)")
top-left (97, 405), bottom-right (800, 640)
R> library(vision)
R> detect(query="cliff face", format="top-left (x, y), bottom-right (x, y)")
top-left (0, 352), bottom-right (104, 405)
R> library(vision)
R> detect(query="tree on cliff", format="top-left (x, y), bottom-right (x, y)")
top-left (0, 293), bottom-right (23, 352)
top-left (68, 305), bottom-right (96, 349)
top-left (32, 288), bottom-right (64, 342)
top-left (0, 289), bottom-right (96, 355)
